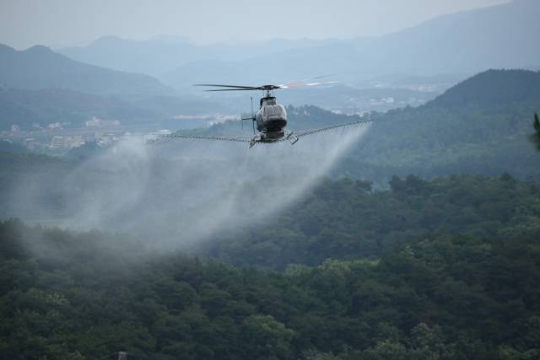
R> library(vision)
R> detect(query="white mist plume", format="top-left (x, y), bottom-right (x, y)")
top-left (12, 125), bottom-right (370, 249)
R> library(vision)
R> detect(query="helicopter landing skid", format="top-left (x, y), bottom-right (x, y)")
top-left (286, 131), bottom-right (299, 145)
top-left (248, 131), bottom-right (299, 148)
top-left (249, 136), bottom-right (260, 148)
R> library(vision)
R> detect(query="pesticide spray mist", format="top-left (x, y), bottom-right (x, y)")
top-left (10, 125), bottom-right (370, 250)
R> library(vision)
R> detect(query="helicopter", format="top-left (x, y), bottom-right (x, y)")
top-left (158, 80), bottom-right (372, 148)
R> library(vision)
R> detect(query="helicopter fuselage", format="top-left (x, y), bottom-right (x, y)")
top-left (255, 96), bottom-right (288, 141)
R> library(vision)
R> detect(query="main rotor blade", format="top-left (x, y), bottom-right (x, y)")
top-left (309, 74), bottom-right (337, 80)
top-left (277, 80), bottom-right (339, 89)
top-left (204, 89), bottom-right (261, 92)
top-left (193, 84), bottom-right (261, 90)
top-left (193, 79), bottom-right (339, 92)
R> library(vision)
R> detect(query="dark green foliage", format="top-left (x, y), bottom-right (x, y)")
top-left (202, 174), bottom-right (540, 268)
top-left (1, 175), bottom-right (540, 359)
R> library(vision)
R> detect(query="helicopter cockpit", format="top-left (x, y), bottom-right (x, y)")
top-left (256, 97), bottom-right (287, 133)
top-left (260, 96), bottom-right (277, 107)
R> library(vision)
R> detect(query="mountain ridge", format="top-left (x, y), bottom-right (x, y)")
top-left (54, 0), bottom-right (540, 90)
top-left (428, 69), bottom-right (540, 110)
top-left (0, 43), bottom-right (172, 98)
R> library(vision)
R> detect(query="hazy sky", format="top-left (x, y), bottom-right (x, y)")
top-left (0, 0), bottom-right (510, 49)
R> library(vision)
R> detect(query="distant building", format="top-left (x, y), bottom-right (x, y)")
top-left (50, 136), bottom-right (65, 149)
top-left (66, 136), bottom-right (85, 149)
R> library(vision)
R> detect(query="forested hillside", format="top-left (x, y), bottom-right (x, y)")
top-left (427, 70), bottom-right (540, 110)
top-left (201, 174), bottom-right (540, 268)
top-left (342, 70), bottom-right (540, 181)
top-left (334, 70), bottom-right (539, 183)
top-left (1, 173), bottom-right (540, 359)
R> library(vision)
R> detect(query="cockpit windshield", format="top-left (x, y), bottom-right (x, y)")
top-left (260, 97), bottom-right (277, 107)
top-left (262, 104), bottom-right (287, 121)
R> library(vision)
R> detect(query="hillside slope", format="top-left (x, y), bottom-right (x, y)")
top-left (0, 44), bottom-right (170, 98)
top-left (1, 177), bottom-right (540, 358)
top-left (342, 69), bottom-right (540, 181)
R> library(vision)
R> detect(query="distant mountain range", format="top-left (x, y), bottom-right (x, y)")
top-left (3, 0), bottom-right (536, 109)
top-left (0, 44), bottom-right (171, 98)
top-left (59, 36), bottom-right (337, 78)
top-left (0, 42), bottom-right (438, 114)
top-left (56, 0), bottom-right (540, 90)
